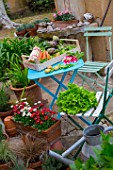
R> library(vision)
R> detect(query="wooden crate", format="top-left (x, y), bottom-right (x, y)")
top-left (22, 39), bottom-right (81, 71)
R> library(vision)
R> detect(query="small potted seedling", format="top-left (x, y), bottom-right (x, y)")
top-left (16, 24), bottom-right (27, 37)
top-left (25, 23), bottom-right (37, 37)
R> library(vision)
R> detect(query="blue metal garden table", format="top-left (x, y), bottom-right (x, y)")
top-left (28, 59), bottom-right (84, 110)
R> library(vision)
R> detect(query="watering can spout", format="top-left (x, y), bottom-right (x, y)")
top-left (104, 126), bottom-right (113, 133)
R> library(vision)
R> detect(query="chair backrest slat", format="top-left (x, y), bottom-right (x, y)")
top-left (84, 26), bottom-right (112, 61)
top-left (84, 32), bottom-right (112, 37)
top-left (85, 26), bottom-right (112, 31)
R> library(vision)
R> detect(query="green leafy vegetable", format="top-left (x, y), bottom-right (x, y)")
top-left (66, 51), bottom-right (84, 60)
top-left (56, 83), bottom-right (98, 115)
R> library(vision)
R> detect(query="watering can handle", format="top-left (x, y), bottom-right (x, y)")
top-left (104, 126), bottom-right (113, 133)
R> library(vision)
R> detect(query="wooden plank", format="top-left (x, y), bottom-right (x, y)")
top-left (92, 92), bottom-right (109, 117)
top-left (104, 60), bottom-right (113, 74)
top-left (84, 32), bottom-right (112, 37)
top-left (85, 27), bottom-right (112, 31)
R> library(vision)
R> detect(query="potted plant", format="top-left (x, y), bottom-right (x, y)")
top-left (12, 132), bottom-right (48, 169)
top-left (6, 61), bottom-right (42, 105)
top-left (11, 99), bottom-right (61, 145)
top-left (0, 141), bottom-right (13, 170)
top-left (16, 25), bottom-right (27, 37)
top-left (25, 23), bottom-right (37, 37)
top-left (53, 10), bottom-right (78, 29)
top-left (42, 150), bottom-right (68, 170)
top-left (0, 84), bottom-right (13, 120)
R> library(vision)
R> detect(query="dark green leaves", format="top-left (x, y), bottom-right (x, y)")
top-left (56, 83), bottom-right (98, 115)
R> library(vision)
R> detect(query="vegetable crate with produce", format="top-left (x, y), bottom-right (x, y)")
top-left (22, 37), bottom-right (81, 71)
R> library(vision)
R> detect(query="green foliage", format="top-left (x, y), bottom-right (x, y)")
top-left (10, 160), bottom-right (27, 170)
top-left (66, 51), bottom-right (84, 60)
top-left (56, 83), bottom-right (98, 115)
top-left (0, 84), bottom-right (10, 112)
top-left (26, 0), bottom-right (55, 12)
top-left (0, 141), bottom-right (13, 163)
top-left (70, 133), bottom-right (113, 170)
top-left (6, 61), bottom-right (30, 88)
top-left (25, 23), bottom-right (35, 29)
top-left (42, 150), bottom-right (67, 170)
top-left (0, 124), bottom-right (5, 142)
top-left (0, 37), bottom-right (39, 80)
top-left (16, 25), bottom-right (26, 32)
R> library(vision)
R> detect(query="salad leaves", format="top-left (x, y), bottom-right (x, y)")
top-left (56, 83), bottom-right (98, 115)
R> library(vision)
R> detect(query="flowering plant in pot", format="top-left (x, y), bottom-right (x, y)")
top-left (12, 99), bottom-right (61, 144)
top-left (53, 10), bottom-right (78, 29)
top-left (53, 10), bottom-right (76, 21)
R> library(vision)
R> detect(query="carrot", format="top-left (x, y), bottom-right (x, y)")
top-left (42, 51), bottom-right (47, 60)
top-left (38, 51), bottom-right (43, 61)
top-left (46, 51), bottom-right (50, 60)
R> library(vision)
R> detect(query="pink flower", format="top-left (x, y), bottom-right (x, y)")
top-left (63, 10), bottom-right (69, 14)
top-left (58, 11), bottom-right (62, 16)
top-left (53, 13), bottom-right (57, 18)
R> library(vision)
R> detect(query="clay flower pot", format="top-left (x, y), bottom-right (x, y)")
top-left (0, 110), bottom-right (13, 121)
top-left (4, 116), bottom-right (17, 137)
top-left (0, 161), bottom-right (12, 170)
top-left (29, 160), bottom-right (42, 169)
top-left (10, 82), bottom-right (42, 106)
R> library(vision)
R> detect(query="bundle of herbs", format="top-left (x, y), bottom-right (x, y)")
top-left (56, 83), bottom-right (98, 115)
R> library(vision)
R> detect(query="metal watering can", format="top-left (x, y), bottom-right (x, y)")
top-left (82, 124), bottom-right (113, 159)
top-left (49, 125), bottom-right (113, 166)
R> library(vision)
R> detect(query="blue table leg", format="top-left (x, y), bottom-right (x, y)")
top-left (69, 69), bottom-right (78, 83)
top-left (49, 72), bottom-right (67, 110)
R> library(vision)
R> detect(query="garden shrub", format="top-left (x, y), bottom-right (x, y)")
top-left (26, 0), bottom-right (55, 12)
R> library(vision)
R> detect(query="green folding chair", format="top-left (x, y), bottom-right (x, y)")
top-left (60, 62), bottom-right (113, 131)
top-left (77, 26), bottom-right (112, 91)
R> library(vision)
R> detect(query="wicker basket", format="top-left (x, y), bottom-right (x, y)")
top-left (22, 39), bottom-right (81, 71)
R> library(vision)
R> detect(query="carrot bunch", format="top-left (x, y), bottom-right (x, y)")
top-left (38, 51), bottom-right (50, 62)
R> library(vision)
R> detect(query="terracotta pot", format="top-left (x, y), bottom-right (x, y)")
top-left (0, 110), bottom-right (13, 121)
top-left (10, 82), bottom-right (43, 106)
top-left (53, 20), bottom-right (78, 29)
top-left (67, 168), bottom-right (71, 170)
top-left (0, 161), bottom-right (12, 170)
top-left (16, 30), bottom-right (27, 37)
top-left (13, 120), bottom-right (61, 145)
top-left (29, 160), bottom-right (42, 169)
top-left (27, 27), bottom-right (37, 37)
top-left (4, 116), bottom-right (17, 137)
